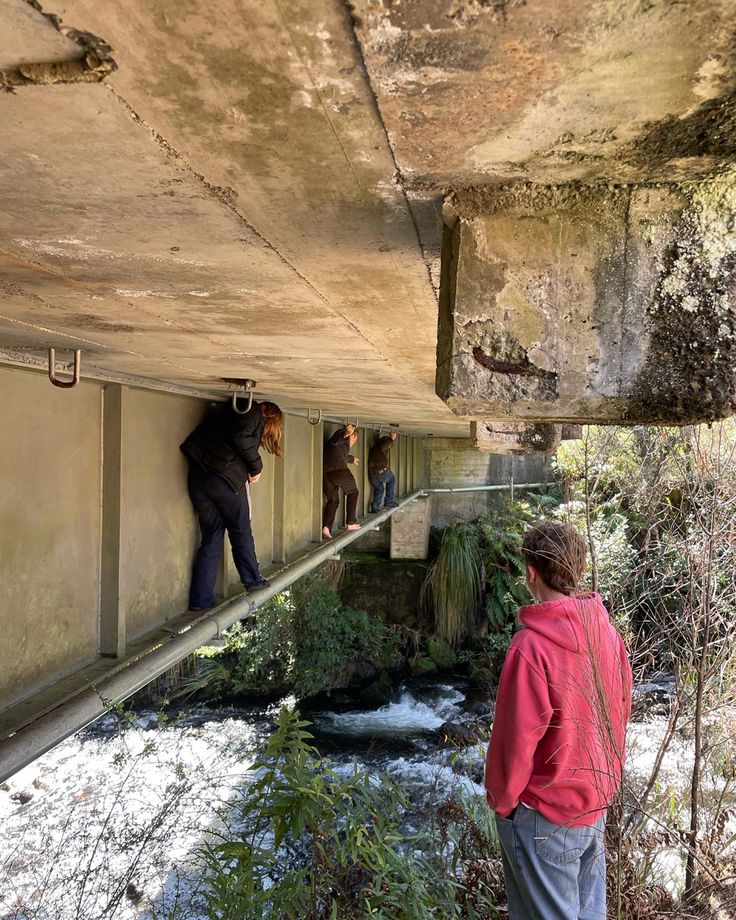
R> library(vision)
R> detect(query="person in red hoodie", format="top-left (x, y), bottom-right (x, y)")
top-left (485, 522), bottom-right (632, 920)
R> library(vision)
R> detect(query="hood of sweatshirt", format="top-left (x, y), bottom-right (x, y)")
top-left (517, 593), bottom-right (610, 654)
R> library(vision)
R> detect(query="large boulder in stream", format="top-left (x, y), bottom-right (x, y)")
top-left (469, 666), bottom-right (493, 689)
top-left (436, 719), bottom-right (489, 748)
top-left (358, 670), bottom-right (394, 707)
top-left (436, 721), bottom-right (474, 747)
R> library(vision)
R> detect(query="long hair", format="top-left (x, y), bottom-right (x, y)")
top-left (260, 401), bottom-right (283, 456)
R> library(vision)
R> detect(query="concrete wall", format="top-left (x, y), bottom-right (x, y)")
top-left (280, 416), bottom-right (317, 563)
top-left (0, 366), bottom-right (435, 715)
top-left (0, 366), bottom-right (102, 708)
top-left (120, 389), bottom-right (204, 639)
top-left (425, 438), bottom-right (551, 529)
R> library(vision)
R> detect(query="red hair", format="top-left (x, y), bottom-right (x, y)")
top-left (260, 402), bottom-right (283, 456)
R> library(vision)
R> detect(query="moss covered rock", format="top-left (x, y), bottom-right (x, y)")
top-left (427, 636), bottom-right (457, 670)
top-left (409, 656), bottom-right (438, 676)
top-left (469, 665), bottom-right (493, 689)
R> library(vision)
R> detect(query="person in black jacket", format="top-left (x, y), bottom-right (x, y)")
top-left (180, 399), bottom-right (283, 610)
top-left (322, 423), bottom-right (361, 540)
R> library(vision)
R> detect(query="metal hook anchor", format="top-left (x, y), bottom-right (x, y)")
top-left (48, 348), bottom-right (81, 389)
top-left (231, 380), bottom-right (255, 415)
top-left (307, 408), bottom-right (322, 426)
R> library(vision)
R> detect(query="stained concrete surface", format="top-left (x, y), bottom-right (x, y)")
top-left (119, 389), bottom-right (204, 639)
top-left (438, 178), bottom-right (736, 424)
top-left (0, 365), bottom-right (102, 709)
top-left (350, 0), bottom-right (736, 187)
top-left (1, 0), bottom-right (460, 434)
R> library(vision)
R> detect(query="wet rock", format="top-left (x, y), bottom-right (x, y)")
top-left (95, 712), bottom-right (121, 733)
top-left (468, 666), bottom-right (493, 689)
top-left (137, 712), bottom-right (159, 730)
top-left (358, 670), bottom-right (394, 707)
top-left (436, 720), bottom-right (473, 746)
top-left (468, 700), bottom-right (493, 719)
top-left (126, 882), bottom-right (143, 904)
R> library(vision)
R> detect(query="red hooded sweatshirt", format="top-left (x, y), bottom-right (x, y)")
top-left (485, 593), bottom-right (632, 827)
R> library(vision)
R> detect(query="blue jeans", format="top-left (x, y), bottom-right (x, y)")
top-left (187, 465), bottom-right (263, 607)
top-left (368, 469), bottom-right (395, 511)
top-left (495, 806), bottom-right (606, 920)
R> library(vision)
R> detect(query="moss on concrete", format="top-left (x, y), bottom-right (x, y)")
top-left (631, 169), bottom-right (736, 423)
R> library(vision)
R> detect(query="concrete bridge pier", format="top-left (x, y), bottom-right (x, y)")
top-left (437, 175), bottom-right (736, 426)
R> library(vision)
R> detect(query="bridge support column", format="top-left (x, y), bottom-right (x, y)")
top-left (437, 174), bottom-right (736, 425)
top-left (100, 385), bottom-right (125, 657)
top-left (390, 495), bottom-right (431, 560)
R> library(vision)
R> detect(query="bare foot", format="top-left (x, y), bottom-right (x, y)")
top-left (346, 523), bottom-right (361, 531)
top-left (322, 527), bottom-right (332, 539)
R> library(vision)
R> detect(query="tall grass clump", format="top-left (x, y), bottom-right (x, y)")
top-left (421, 523), bottom-right (483, 648)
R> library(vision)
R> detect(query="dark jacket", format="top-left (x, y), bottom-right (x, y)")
top-left (324, 427), bottom-right (355, 473)
top-left (368, 436), bottom-right (393, 471)
top-left (180, 401), bottom-right (264, 492)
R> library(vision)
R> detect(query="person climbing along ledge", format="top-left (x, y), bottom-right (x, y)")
top-left (180, 397), bottom-right (283, 611)
top-left (322, 423), bottom-right (361, 540)
top-left (368, 429), bottom-right (399, 514)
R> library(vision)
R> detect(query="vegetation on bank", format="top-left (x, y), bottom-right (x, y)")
top-left (200, 707), bottom-right (502, 920)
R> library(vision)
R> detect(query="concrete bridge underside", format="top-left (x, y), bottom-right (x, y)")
top-left (2, 0), bottom-right (736, 773)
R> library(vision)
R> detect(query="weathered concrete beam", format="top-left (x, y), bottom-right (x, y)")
top-left (471, 421), bottom-right (560, 455)
top-left (437, 173), bottom-right (736, 425)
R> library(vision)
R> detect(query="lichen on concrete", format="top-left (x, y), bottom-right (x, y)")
top-left (631, 168), bottom-right (736, 423)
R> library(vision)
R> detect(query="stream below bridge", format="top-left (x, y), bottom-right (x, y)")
top-left (1, 677), bottom-right (681, 919)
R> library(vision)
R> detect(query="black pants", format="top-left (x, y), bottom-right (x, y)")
top-left (323, 468), bottom-right (359, 530)
top-left (187, 465), bottom-right (262, 608)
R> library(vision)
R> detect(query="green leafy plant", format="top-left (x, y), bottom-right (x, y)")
top-left (198, 707), bottom-right (482, 919)
top-left (186, 575), bottom-right (400, 702)
top-left (476, 501), bottom-right (537, 634)
top-left (290, 581), bottom-right (397, 699)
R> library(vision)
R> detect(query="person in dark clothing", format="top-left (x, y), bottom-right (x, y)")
top-left (368, 430), bottom-right (399, 513)
top-left (322, 423), bottom-right (361, 540)
top-left (180, 399), bottom-right (283, 610)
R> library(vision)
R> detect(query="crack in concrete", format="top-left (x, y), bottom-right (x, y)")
top-left (104, 85), bottom-right (387, 356)
top-left (340, 0), bottom-right (439, 306)
top-left (1, 0), bottom-right (116, 90)
top-left (272, 0), bottom-right (366, 195)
